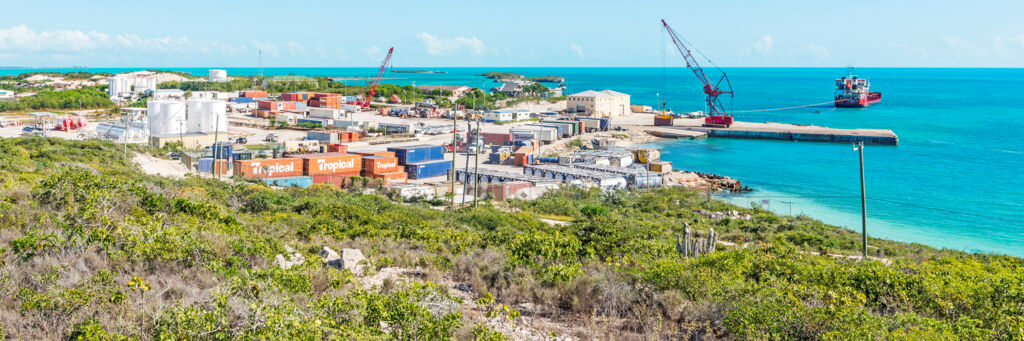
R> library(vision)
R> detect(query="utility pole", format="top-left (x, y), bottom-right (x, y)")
top-left (855, 141), bottom-right (868, 260)
top-left (122, 109), bottom-right (130, 159)
top-left (461, 92), bottom-right (474, 206)
top-left (473, 118), bottom-right (480, 207)
top-left (214, 115), bottom-right (221, 179)
top-left (450, 97), bottom-right (457, 208)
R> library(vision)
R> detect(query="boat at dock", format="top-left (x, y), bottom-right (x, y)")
top-left (834, 67), bottom-right (881, 108)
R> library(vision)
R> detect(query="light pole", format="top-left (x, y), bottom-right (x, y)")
top-left (854, 141), bottom-right (867, 260)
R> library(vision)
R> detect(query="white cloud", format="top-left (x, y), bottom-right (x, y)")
top-left (250, 40), bottom-right (280, 58)
top-left (417, 33), bottom-right (487, 55)
top-left (287, 40), bottom-right (306, 57)
top-left (888, 41), bottom-right (928, 57)
top-left (1002, 34), bottom-right (1024, 49)
top-left (362, 46), bottom-right (383, 59)
top-left (0, 24), bottom-right (219, 54)
top-left (805, 44), bottom-right (829, 57)
top-left (314, 45), bottom-right (328, 59)
top-left (752, 35), bottom-right (773, 55)
top-left (570, 44), bottom-right (584, 58)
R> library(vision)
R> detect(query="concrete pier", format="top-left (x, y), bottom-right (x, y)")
top-left (644, 127), bottom-right (708, 139)
top-left (671, 119), bottom-right (899, 145)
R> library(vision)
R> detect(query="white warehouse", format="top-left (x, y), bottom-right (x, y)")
top-left (567, 90), bottom-right (631, 118)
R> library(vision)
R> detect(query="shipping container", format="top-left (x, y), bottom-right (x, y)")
top-left (211, 141), bottom-right (232, 159)
top-left (480, 132), bottom-right (513, 145)
top-left (307, 130), bottom-right (341, 144)
top-left (388, 145), bottom-right (445, 164)
top-left (404, 160), bottom-right (452, 179)
top-left (297, 118), bottom-right (332, 128)
top-left (234, 158), bottom-right (304, 179)
top-left (311, 172), bottom-right (360, 187)
top-left (240, 90), bottom-right (268, 98)
top-left (488, 152), bottom-right (510, 164)
top-left (649, 161), bottom-right (673, 173)
top-left (362, 155), bottom-right (401, 174)
top-left (633, 148), bottom-right (661, 163)
top-left (197, 158), bottom-right (230, 174)
top-left (350, 150), bottom-right (395, 158)
top-left (262, 176), bottom-right (313, 188)
top-left (326, 144), bottom-right (348, 153)
top-left (525, 123), bottom-right (566, 138)
top-left (370, 171), bottom-right (408, 186)
top-left (295, 153), bottom-right (361, 176)
top-left (231, 151), bottom-right (253, 161)
top-left (231, 97), bottom-right (257, 103)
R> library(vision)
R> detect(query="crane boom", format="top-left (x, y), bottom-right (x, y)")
top-left (361, 47), bottom-right (394, 109)
top-left (660, 19), bottom-right (733, 125)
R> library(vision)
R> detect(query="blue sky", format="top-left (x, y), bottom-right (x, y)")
top-left (1, 0), bottom-right (1022, 67)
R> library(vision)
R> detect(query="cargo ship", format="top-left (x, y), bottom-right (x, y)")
top-left (834, 67), bottom-right (881, 108)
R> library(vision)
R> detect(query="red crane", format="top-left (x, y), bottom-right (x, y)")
top-left (360, 47), bottom-right (394, 109)
top-left (661, 19), bottom-right (734, 128)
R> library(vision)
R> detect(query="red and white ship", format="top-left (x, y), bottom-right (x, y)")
top-left (834, 67), bottom-right (881, 108)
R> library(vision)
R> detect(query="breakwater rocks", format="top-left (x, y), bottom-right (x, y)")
top-left (693, 172), bottom-right (753, 192)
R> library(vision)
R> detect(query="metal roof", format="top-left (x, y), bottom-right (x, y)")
top-left (569, 89), bottom-right (629, 97)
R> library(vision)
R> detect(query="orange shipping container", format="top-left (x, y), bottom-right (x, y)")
top-left (371, 171), bottom-right (408, 186)
top-left (362, 156), bottom-right (400, 174)
top-left (351, 151), bottom-right (395, 158)
top-left (296, 153), bottom-right (361, 175)
top-left (311, 172), bottom-right (360, 187)
top-left (326, 144), bottom-right (348, 153)
top-left (233, 158), bottom-right (304, 179)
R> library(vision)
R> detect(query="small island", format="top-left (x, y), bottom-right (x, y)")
top-left (528, 76), bottom-right (565, 83)
top-left (477, 72), bottom-right (564, 83)
top-left (477, 72), bottom-right (525, 80)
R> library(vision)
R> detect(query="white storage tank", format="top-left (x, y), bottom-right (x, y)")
top-left (186, 99), bottom-right (228, 134)
top-left (209, 69), bottom-right (228, 82)
top-left (148, 100), bottom-right (187, 135)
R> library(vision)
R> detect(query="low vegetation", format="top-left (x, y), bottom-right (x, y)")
top-left (0, 137), bottom-right (1020, 339)
top-left (0, 88), bottom-right (114, 112)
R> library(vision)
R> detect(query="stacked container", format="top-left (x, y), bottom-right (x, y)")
top-left (234, 158), bottom-right (304, 179)
top-left (388, 145), bottom-right (449, 180)
top-left (240, 90), bottom-right (268, 98)
top-left (296, 153), bottom-right (361, 187)
top-left (258, 100), bottom-right (297, 111)
top-left (512, 145), bottom-right (534, 167)
top-left (363, 155), bottom-right (407, 185)
top-left (281, 92), bottom-right (312, 101)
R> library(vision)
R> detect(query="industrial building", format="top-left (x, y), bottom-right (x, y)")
top-left (0, 89), bottom-right (13, 100)
top-left (482, 109), bottom-right (534, 123)
top-left (108, 77), bottom-right (133, 98)
top-left (416, 85), bottom-right (471, 99)
top-left (567, 90), bottom-right (631, 117)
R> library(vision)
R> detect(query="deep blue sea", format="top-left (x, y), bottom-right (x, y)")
top-left (3, 67), bottom-right (1022, 256)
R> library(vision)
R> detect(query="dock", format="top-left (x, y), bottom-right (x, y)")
top-left (643, 127), bottom-right (708, 139)
top-left (670, 119), bottom-right (898, 145)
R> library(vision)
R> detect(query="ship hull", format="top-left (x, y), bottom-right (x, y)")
top-left (835, 92), bottom-right (882, 108)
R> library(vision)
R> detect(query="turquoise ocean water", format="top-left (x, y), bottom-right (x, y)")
top-left (3, 67), bottom-right (1022, 255)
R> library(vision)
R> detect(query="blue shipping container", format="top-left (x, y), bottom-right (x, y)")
top-left (262, 176), bottom-right (313, 188)
top-left (212, 141), bottom-right (232, 160)
top-left (405, 160), bottom-right (452, 179)
top-left (231, 97), bottom-right (256, 103)
top-left (537, 156), bottom-right (559, 164)
top-left (389, 145), bottom-right (445, 164)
